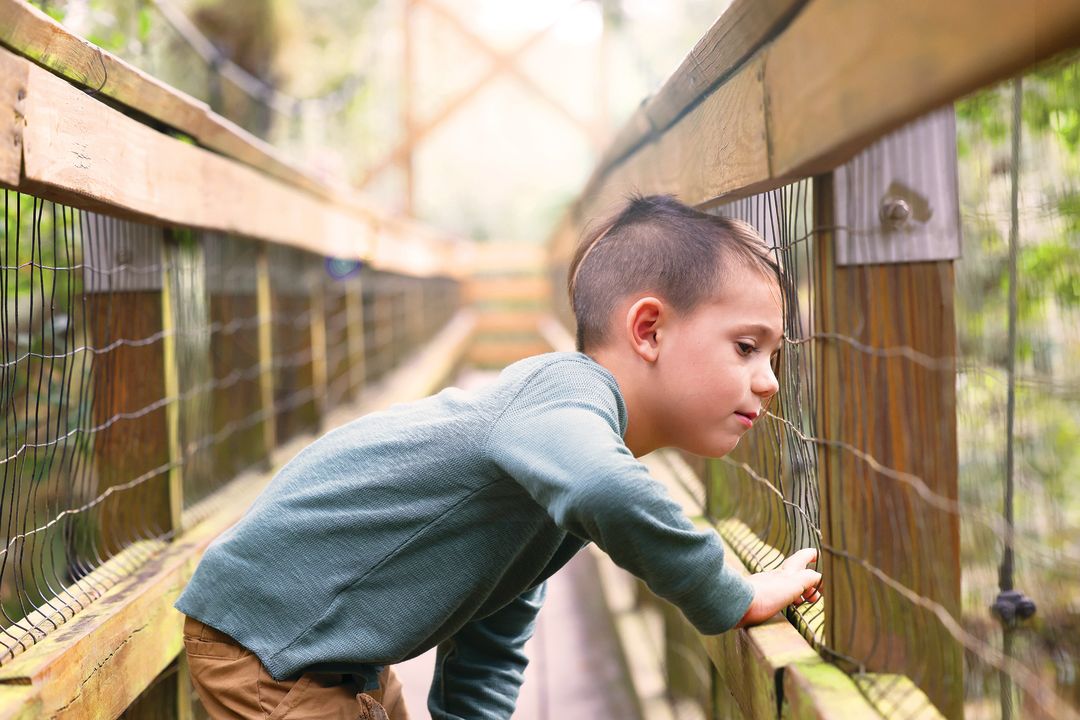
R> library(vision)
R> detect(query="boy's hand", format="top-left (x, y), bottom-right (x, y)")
top-left (735, 548), bottom-right (822, 628)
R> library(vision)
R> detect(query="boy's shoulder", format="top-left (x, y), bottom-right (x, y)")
top-left (493, 351), bottom-right (628, 434)
top-left (498, 350), bottom-right (617, 395)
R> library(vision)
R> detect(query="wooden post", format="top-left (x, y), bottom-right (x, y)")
top-left (814, 172), bottom-right (963, 718)
top-left (346, 276), bottom-right (366, 401)
top-left (310, 278), bottom-right (328, 425)
top-left (256, 246), bottom-right (276, 459)
top-left (160, 233), bottom-right (183, 535)
top-left (86, 221), bottom-right (173, 554)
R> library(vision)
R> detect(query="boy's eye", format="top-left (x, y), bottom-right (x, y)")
top-left (737, 342), bottom-right (756, 356)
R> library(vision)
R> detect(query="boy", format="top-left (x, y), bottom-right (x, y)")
top-left (176, 194), bottom-right (822, 720)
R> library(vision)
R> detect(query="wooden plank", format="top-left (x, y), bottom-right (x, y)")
top-left (0, 0), bottom-right (335, 200)
top-left (0, 0), bottom-right (206, 137)
top-left (161, 236), bottom-right (184, 534)
top-left (465, 276), bottom-right (551, 304)
top-left (579, 54), bottom-right (769, 224)
top-left (568, 0), bottom-right (1080, 225)
top-left (5, 48), bottom-right (463, 277)
top-left (310, 280), bottom-right (329, 422)
top-left (468, 243), bottom-right (547, 274)
top-left (583, 0), bottom-right (807, 198)
top-left (475, 310), bottom-right (546, 335)
top-left (0, 48), bottom-right (27, 188)
top-left (467, 338), bottom-right (551, 368)
top-left (256, 248), bottom-right (276, 457)
top-left (765, 0), bottom-right (1080, 181)
top-left (0, 685), bottom-right (40, 720)
top-left (852, 674), bottom-right (946, 720)
top-left (87, 289), bottom-right (174, 554)
top-left (782, 659), bottom-right (884, 720)
top-left (813, 176), bottom-right (962, 718)
top-left (345, 278), bottom-right (366, 400)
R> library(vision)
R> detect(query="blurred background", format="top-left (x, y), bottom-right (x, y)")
top-left (30, 0), bottom-right (729, 243)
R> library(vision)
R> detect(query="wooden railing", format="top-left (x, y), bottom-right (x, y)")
top-left (0, 2), bottom-right (476, 717)
top-left (549, 2), bottom-right (1080, 719)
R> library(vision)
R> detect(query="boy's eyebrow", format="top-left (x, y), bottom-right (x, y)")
top-left (733, 323), bottom-right (783, 342)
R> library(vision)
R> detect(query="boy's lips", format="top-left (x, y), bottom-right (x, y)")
top-left (734, 409), bottom-right (758, 428)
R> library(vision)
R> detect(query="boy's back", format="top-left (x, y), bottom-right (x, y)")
top-left (177, 351), bottom-right (752, 716)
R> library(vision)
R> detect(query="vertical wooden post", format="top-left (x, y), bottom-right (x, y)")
top-left (87, 222), bottom-right (172, 553)
top-left (160, 233), bottom-right (183, 534)
top-left (346, 276), bottom-right (366, 401)
top-left (814, 173), bottom-right (963, 718)
top-left (256, 246), bottom-right (276, 459)
top-left (309, 277), bottom-right (328, 425)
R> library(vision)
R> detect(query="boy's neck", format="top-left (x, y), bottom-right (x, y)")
top-left (587, 347), bottom-right (663, 458)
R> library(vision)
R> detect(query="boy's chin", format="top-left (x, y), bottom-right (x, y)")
top-left (675, 434), bottom-right (741, 459)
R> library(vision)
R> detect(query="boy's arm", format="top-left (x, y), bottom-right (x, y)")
top-left (428, 583), bottom-right (546, 720)
top-left (486, 376), bottom-right (754, 634)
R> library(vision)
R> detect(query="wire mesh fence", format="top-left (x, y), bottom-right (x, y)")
top-left (0, 188), bottom-right (462, 665)
top-left (632, 54), bottom-right (1080, 720)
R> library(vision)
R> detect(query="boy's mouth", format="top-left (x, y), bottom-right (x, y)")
top-left (734, 410), bottom-right (757, 428)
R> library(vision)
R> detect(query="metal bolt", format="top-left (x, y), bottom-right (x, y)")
top-left (880, 197), bottom-right (912, 229)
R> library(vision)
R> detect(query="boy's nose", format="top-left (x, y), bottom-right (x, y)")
top-left (753, 363), bottom-right (780, 399)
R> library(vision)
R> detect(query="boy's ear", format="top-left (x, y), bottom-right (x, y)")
top-left (625, 296), bottom-right (663, 363)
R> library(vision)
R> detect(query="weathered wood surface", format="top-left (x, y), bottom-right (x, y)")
top-left (0, 45), bottom-right (467, 278)
top-left (813, 177), bottom-right (962, 718)
top-left (765, 0), bottom-right (1080, 181)
top-left (87, 291), bottom-right (174, 554)
top-left (558, 0), bottom-right (1080, 260)
top-left (0, 310), bottom-right (477, 719)
top-left (0, 0), bottom-right (329, 200)
top-left (0, 49), bottom-right (27, 188)
top-left (465, 276), bottom-right (551, 305)
top-left (585, 0), bottom-right (806, 196)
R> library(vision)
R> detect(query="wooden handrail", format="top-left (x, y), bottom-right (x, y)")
top-left (554, 0), bottom-right (1080, 262)
top-left (0, 1), bottom-right (470, 279)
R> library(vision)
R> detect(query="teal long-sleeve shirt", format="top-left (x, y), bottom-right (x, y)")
top-left (175, 352), bottom-right (753, 719)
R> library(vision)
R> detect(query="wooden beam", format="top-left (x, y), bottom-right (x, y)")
top-left (579, 54), bottom-right (770, 225)
top-left (585, 0), bottom-right (806, 187)
top-left (0, 48), bottom-right (27, 188)
top-left (0, 0), bottom-right (333, 201)
top-left (3, 47), bottom-right (463, 277)
top-left (569, 0), bottom-right (1080, 227)
top-left (765, 0), bottom-right (1080, 181)
top-left (256, 248), bottom-right (276, 458)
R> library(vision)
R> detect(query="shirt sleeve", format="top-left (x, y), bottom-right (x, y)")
top-left (484, 362), bottom-right (754, 635)
top-left (428, 583), bottom-right (546, 720)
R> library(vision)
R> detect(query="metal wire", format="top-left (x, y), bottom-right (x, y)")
top-left (0, 188), bottom-right (462, 664)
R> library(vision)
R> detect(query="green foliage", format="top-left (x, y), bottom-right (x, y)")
top-left (26, 0), bottom-right (65, 22)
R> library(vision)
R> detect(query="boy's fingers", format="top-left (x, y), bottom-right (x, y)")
top-left (797, 569), bottom-right (822, 590)
top-left (782, 547), bottom-right (818, 570)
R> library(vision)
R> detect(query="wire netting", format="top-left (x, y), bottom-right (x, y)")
top-left (0, 189), bottom-right (462, 665)
top-left (649, 54), bottom-right (1080, 720)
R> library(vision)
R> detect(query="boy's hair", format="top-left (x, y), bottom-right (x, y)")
top-left (568, 194), bottom-right (781, 352)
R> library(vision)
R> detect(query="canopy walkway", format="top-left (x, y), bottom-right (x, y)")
top-left (1, 0), bottom-right (1079, 718)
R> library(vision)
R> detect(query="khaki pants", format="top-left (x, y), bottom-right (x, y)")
top-left (183, 616), bottom-right (410, 720)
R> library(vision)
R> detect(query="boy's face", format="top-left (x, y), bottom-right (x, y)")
top-left (650, 270), bottom-right (782, 457)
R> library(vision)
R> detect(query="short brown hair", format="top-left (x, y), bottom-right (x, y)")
top-left (568, 194), bottom-right (780, 352)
